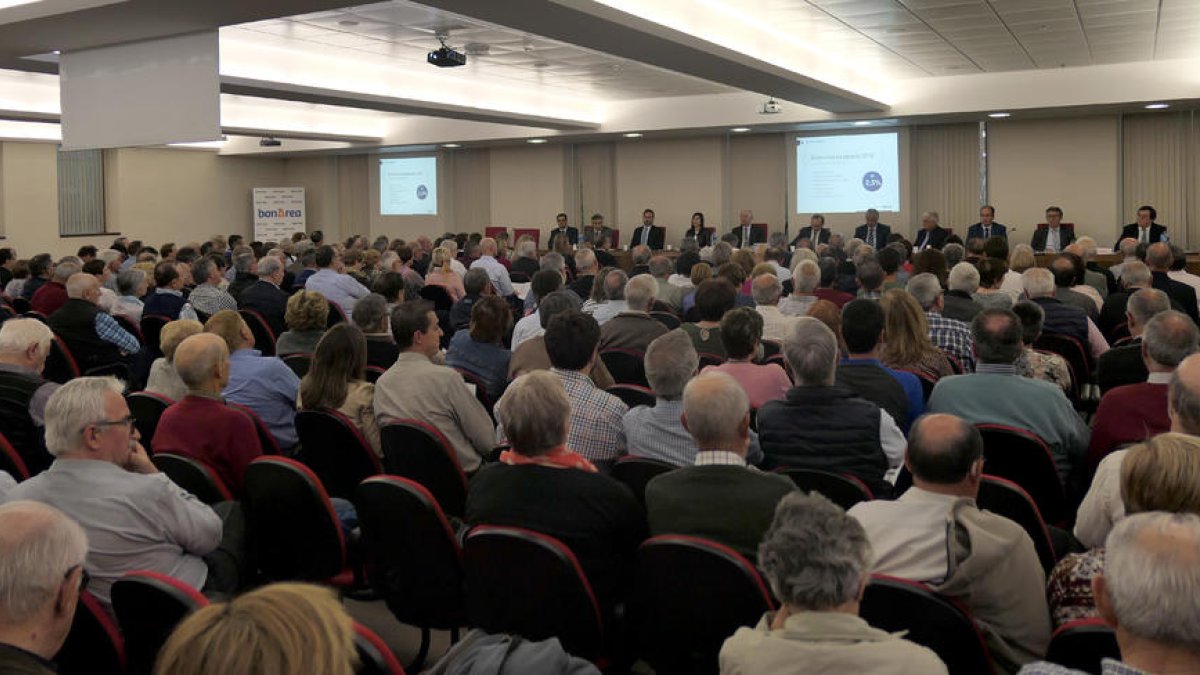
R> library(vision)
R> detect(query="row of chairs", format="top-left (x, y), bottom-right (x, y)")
top-left (599, 342), bottom-right (787, 390)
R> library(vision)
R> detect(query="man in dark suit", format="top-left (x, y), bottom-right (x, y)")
top-left (644, 371), bottom-right (795, 561)
top-left (790, 214), bottom-right (832, 248)
top-left (1030, 206), bottom-right (1076, 252)
top-left (853, 209), bottom-right (891, 250)
top-left (547, 213), bottom-right (578, 249)
top-left (1116, 205), bottom-right (1168, 249)
top-left (1099, 261), bottom-right (1159, 341)
top-left (913, 210), bottom-right (949, 251)
top-left (730, 209), bottom-right (766, 248)
top-left (1097, 288), bottom-right (1170, 394)
top-left (630, 208), bottom-right (665, 250)
top-left (1147, 242), bottom-right (1199, 323)
top-left (237, 255), bottom-right (289, 337)
top-left (966, 205), bottom-right (1007, 242)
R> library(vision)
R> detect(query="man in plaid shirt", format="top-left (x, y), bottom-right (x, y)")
top-left (908, 272), bottom-right (975, 371)
top-left (545, 309), bottom-right (627, 470)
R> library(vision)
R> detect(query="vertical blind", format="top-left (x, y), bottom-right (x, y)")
top-left (57, 148), bottom-right (106, 235)
top-left (912, 124), bottom-right (980, 232)
top-left (1122, 112), bottom-right (1191, 248)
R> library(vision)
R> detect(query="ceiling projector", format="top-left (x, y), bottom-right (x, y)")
top-left (428, 46), bottom-right (467, 67)
top-left (760, 98), bottom-right (782, 114)
top-left (259, 138), bottom-right (282, 147)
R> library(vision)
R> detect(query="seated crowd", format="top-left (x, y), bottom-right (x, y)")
top-left (1, 222), bottom-right (1199, 675)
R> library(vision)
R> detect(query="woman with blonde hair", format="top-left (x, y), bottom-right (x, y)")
top-left (146, 319), bottom-right (204, 401)
top-left (154, 583), bottom-right (357, 675)
top-left (879, 289), bottom-right (953, 379)
top-left (275, 290), bottom-right (329, 356)
top-left (425, 246), bottom-right (466, 302)
top-left (1009, 243), bottom-right (1037, 274)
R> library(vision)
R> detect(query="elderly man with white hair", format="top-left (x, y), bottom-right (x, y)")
top-left (1108, 237), bottom-right (1140, 282)
top-left (907, 272), bottom-right (976, 371)
top-left (914, 210), bottom-right (948, 251)
top-left (779, 258), bottom-right (821, 317)
top-left (47, 273), bottom-right (140, 373)
top-left (598, 274), bottom-right (667, 353)
top-left (942, 262), bottom-right (984, 323)
top-left (0, 319), bottom-right (59, 474)
top-left (644, 371), bottom-right (794, 561)
top-left (469, 237), bottom-right (514, 297)
top-left (5, 377), bottom-right (231, 606)
top-left (0, 501), bottom-right (88, 674)
top-left (1023, 267), bottom-right (1109, 361)
top-left (722, 491), bottom-right (947, 674)
top-left (647, 255), bottom-right (683, 310)
top-left (752, 273), bottom-right (799, 342)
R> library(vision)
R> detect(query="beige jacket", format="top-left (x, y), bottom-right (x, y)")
top-left (720, 610), bottom-right (947, 675)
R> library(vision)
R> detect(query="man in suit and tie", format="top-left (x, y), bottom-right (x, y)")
top-left (1116, 205), bottom-right (1168, 249)
top-left (1031, 206), bottom-right (1076, 253)
top-left (730, 209), bottom-right (766, 248)
top-left (631, 209), bottom-right (665, 250)
top-left (790, 214), bottom-right (832, 248)
top-left (854, 209), bottom-right (891, 250)
top-left (913, 211), bottom-right (949, 251)
top-left (966, 205), bottom-right (1007, 242)
top-left (582, 213), bottom-right (614, 249)
top-left (547, 213), bottom-right (579, 249)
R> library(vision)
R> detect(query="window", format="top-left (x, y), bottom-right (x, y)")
top-left (57, 149), bottom-right (106, 236)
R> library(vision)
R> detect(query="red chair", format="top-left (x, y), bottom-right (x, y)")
top-left (631, 535), bottom-right (775, 674)
top-left (43, 335), bottom-right (81, 384)
top-left (1045, 618), bottom-right (1119, 674)
top-left (606, 383), bottom-right (656, 409)
top-left (238, 308), bottom-right (277, 356)
top-left (365, 365), bottom-right (387, 383)
top-left (977, 475), bottom-right (1057, 574)
top-left (464, 526), bottom-right (607, 665)
top-left (697, 352), bottom-right (726, 369)
top-left (600, 348), bottom-right (649, 387)
top-left (281, 352), bottom-right (313, 378)
top-left (649, 311), bottom-right (681, 330)
top-left (356, 476), bottom-right (464, 671)
top-left (484, 226), bottom-right (509, 240)
top-left (976, 424), bottom-right (1068, 526)
top-left (139, 313), bottom-right (173, 355)
top-left (242, 456), bottom-right (353, 586)
top-left (750, 223), bottom-right (769, 244)
top-left (859, 574), bottom-right (992, 675)
top-left (609, 228), bottom-right (621, 248)
top-left (354, 622), bottom-right (407, 675)
top-left (113, 313), bottom-right (145, 344)
top-left (295, 408), bottom-right (381, 500)
top-left (0, 430), bottom-right (31, 481)
top-left (380, 420), bottom-right (469, 517)
top-left (611, 455), bottom-right (676, 508)
top-left (111, 570), bottom-right (209, 675)
top-left (151, 452), bottom-right (234, 505)
top-left (772, 468), bottom-right (874, 510)
top-left (55, 590), bottom-right (126, 675)
top-left (512, 228), bottom-right (541, 248)
top-left (420, 283), bottom-right (455, 312)
top-left (126, 391), bottom-right (174, 454)
top-left (454, 367), bottom-right (496, 419)
top-left (229, 402), bottom-right (281, 455)
top-left (896, 368), bottom-right (937, 402)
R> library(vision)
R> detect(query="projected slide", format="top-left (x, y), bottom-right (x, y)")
top-left (796, 133), bottom-right (899, 213)
top-left (380, 156), bottom-right (438, 215)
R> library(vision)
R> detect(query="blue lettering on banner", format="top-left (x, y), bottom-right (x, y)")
top-left (257, 209), bottom-right (304, 218)
top-left (862, 171), bottom-right (883, 192)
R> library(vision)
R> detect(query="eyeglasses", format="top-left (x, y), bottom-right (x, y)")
top-left (91, 415), bottom-right (136, 430)
top-left (65, 564), bottom-right (90, 592)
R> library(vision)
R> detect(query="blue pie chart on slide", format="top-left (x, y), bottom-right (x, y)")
top-left (862, 172), bottom-right (883, 192)
top-left (416, 184), bottom-right (428, 200)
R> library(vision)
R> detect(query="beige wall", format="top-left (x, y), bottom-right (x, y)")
top-left (988, 116), bottom-right (1122, 247)
top-left (616, 137), bottom-right (724, 247)
top-left (729, 134), bottom-right (787, 235)
top-left (488, 145), bottom-right (565, 234)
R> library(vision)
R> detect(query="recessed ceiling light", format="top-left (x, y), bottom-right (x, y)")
top-left (730, 127), bottom-right (751, 133)
top-left (442, 143), bottom-right (461, 148)
top-left (623, 132), bottom-right (643, 138)
top-left (1145, 103), bottom-right (1170, 110)
top-left (51, 50), bottom-right (61, 55)
top-left (527, 138), bottom-right (548, 144)
top-left (988, 112), bottom-right (1011, 118)
top-left (853, 121), bottom-right (871, 126)
top-left (0, 0), bottom-right (44, 9)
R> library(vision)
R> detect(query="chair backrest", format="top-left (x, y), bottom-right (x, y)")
top-left (1044, 618), bottom-right (1120, 674)
top-left (599, 348), bottom-right (649, 387)
top-left (355, 476), bottom-right (465, 630)
top-left (327, 300), bottom-right (349, 328)
top-left (697, 352), bottom-right (726, 369)
top-left (463, 526), bottom-right (605, 663)
top-left (238, 308), bottom-right (277, 356)
top-left (975, 424), bottom-right (1068, 525)
top-left (942, 351), bottom-right (965, 374)
top-left (113, 313), bottom-right (145, 344)
top-left (243, 456), bottom-right (347, 582)
top-left (649, 311), bottom-right (681, 330)
top-left (611, 456), bottom-right (676, 508)
top-left (606, 383), bottom-right (656, 409)
top-left (126, 391), bottom-right (174, 454)
top-left (44, 334), bottom-right (81, 383)
top-left (609, 228), bottom-right (621, 248)
top-left (896, 368), bottom-right (937, 401)
top-left (751, 223), bottom-right (769, 242)
top-left (354, 622), bottom-right (407, 675)
top-left (1037, 331), bottom-right (1092, 379)
top-left (772, 467), bottom-right (873, 510)
top-left (454, 367), bottom-right (495, 418)
top-left (282, 352), bottom-right (313, 378)
top-left (365, 365), bottom-right (387, 383)
top-left (631, 535), bottom-right (774, 674)
top-left (0, 430), bottom-right (31, 481)
top-left (55, 590), bottom-right (126, 675)
top-left (484, 226), bottom-right (509, 240)
top-left (380, 420), bottom-right (469, 517)
top-left (977, 475), bottom-right (1057, 574)
top-left (10, 296), bottom-right (30, 314)
top-left (151, 452), bottom-right (234, 504)
top-left (420, 284), bottom-right (455, 311)
top-left (760, 339), bottom-right (782, 361)
top-left (22, 309), bottom-right (48, 322)
top-left (139, 314), bottom-right (172, 355)
top-left (859, 574), bottom-right (992, 675)
top-left (295, 408), bottom-right (382, 499)
top-left (111, 570), bottom-right (209, 675)
top-left (512, 228), bottom-right (541, 248)
top-left (229, 402), bottom-right (282, 455)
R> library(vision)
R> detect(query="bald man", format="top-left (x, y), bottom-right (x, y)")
top-left (469, 237), bottom-right (514, 297)
top-left (1147, 242), bottom-right (1200, 323)
top-left (151, 334), bottom-right (261, 495)
top-left (47, 273), bottom-right (140, 372)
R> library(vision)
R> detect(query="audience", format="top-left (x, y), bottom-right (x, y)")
top-left (849, 414), bottom-right (1051, 672)
top-left (145, 319), bottom-right (204, 401)
top-left (597, 274), bottom-right (668, 352)
top-left (509, 290), bottom-right (615, 389)
top-left (445, 295), bottom-right (512, 403)
top-left (623, 330), bottom-right (703, 465)
top-left (683, 279), bottom-right (737, 357)
top-left (298, 324), bottom-right (380, 457)
top-left (648, 255), bottom-right (683, 310)
top-left (351, 293), bottom-right (399, 370)
top-left (204, 310), bottom-right (301, 450)
top-left (142, 261), bottom-right (196, 321)
top-left (545, 310), bottom-right (628, 468)
top-left (837, 299), bottom-right (924, 432)
top-left (19, 254), bottom-right (51, 301)
top-left (1147, 242), bottom-right (1200, 323)
top-left (188, 256), bottom-right (238, 318)
top-left (721, 492), bottom-right (948, 674)
top-left (113, 268), bottom-right (148, 321)
top-left (236, 255), bottom-right (289, 337)
top-left (906, 272), bottom-right (975, 372)
top-left (1023, 267), bottom-right (1109, 361)
top-left (48, 273), bottom-right (140, 372)
top-left (879, 289), bottom-right (954, 379)
top-left (757, 317), bottom-right (905, 495)
top-left (0, 501), bottom-right (88, 675)
top-left (468, 237), bottom-right (514, 298)
top-left (449, 267), bottom-right (492, 331)
top-left (974, 257), bottom-right (1013, 309)
top-left (751, 273), bottom-right (799, 342)
top-left (511, 269), bottom-right (565, 349)
top-left (152, 333), bottom-right (262, 494)
top-left (303, 245), bottom-right (369, 315)
top-left (374, 301), bottom-right (493, 472)
top-left (702, 307), bottom-right (790, 409)
top-left (645, 371), bottom-right (793, 560)
top-left (425, 246), bottom-right (466, 301)
top-left (1099, 260), bottom-right (1153, 342)
top-left (30, 259), bottom-right (79, 317)
top-left (590, 268), bottom-right (630, 326)
top-left (1010, 301), bottom-right (1074, 394)
top-left (275, 290), bottom-right (329, 356)
top-left (1097, 287), bottom-right (1170, 394)
top-left (942, 262), bottom-right (983, 322)
top-left (0, 319), bottom-right (58, 473)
